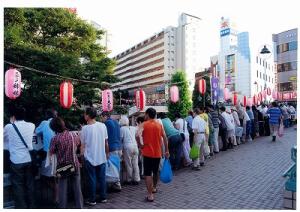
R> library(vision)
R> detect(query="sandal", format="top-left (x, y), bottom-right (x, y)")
top-left (152, 188), bottom-right (158, 193)
top-left (145, 196), bottom-right (154, 202)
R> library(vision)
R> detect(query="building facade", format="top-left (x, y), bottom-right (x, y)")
top-left (90, 21), bottom-right (112, 54)
top-left (218, 17), bottom-right (276, 101)
top-left (272, 28), bottom-right (297, 101)
top-left (112, 13), bottom-right (203, 102)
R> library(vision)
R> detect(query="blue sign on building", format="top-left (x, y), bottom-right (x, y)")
top-left (220, 28), bottom-right (230, 37)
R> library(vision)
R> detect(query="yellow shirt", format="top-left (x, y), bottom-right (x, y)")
top-left (199, 113), bottom-right (209, 135)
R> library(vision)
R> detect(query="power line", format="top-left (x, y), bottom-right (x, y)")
top-left (4, 60), bottom-right (106, 85)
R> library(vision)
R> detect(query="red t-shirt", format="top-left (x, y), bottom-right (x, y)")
top-left (142, 120), bottom-right (163, 158)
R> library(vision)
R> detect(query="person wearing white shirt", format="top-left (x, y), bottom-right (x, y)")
top-left (220, 107), bottom-right (235, 149)
top-left (174, 113), bottom-right (192, 166)
top-left (80, 107), bottom-right (109, 206)
top-left (242, 108), bottom-right (252, 142)
top-left (191, 108), bottom-right (207, 170)
top-left (120, 116), bottom-right (140, 185)
top-left (4, 106), bottom-right (36, 208)
top-left (231, 107), bottom-right (242, 145)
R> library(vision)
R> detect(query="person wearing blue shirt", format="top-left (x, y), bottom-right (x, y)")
top-left (267, 102), bottom-right (282, 142)
top-left (101, 112), bottom-right (122, 191)
top-left (185, 110), bottom-right (194, 148)
top-left (35, 109), bottom-right (58, 206)
top-left (246, 106), bottom-right (254, 140)
top-left (160, 113), bottom-right (183, 170)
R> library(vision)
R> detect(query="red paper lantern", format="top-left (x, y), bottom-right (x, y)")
top-left (170, 86), bottom-right (179, 103)
top-left (135, 89), bottom-right (146, 111)
top-left (60, 81), bottom-right (73, 109)
top-left (102, 89), bottom-right (113, 112)
top-left (232, 93), bottom-right (238, 106)
top-left (266, 88), bottom-right (271, 96)
top-left (5, 68), bottom-right (22, 100)
top-left (272, 90), bottom-right (277, 99)
top-left (198, 79), bottom-right (206, 95)
top-left (243, 96), bottom-right (247, 107)
top-left (253, 95), bottom-right (257, 105)
top-left (257, 92), bottom-right (263, 103)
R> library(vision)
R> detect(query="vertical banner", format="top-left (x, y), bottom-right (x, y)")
top-left (225, 54), bottom-right (236, 92)
top-left (211, 77), bottom-right (219, 104)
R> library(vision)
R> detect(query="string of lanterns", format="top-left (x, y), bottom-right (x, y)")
top-left (4, 63), bottom-right (295, 113)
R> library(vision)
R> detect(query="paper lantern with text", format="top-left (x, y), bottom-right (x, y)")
top-left (247, 97), bottom-right (253, 107)
top-left (102, 89), bottom-right (113, 112)
top-left (135, 89), bottom-right (146, 111)
top-left (266, 87), bottom-right (271, 96)
top-left (243, 96), bottom-right (247, 107)
top-left (170, 85), bottom-right (179, 103)
top-left (5, 68), bottom-right (22, 100)
top-left (232, 93), bottom-right (238, 105)
top-left (224, 88), bottom-right (230, 100)
top-left (198, 79), bottom-right (206, 95)
top-left (60, 81), bottom-right (73, 109)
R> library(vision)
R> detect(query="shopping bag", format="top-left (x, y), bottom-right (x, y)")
top-left (235, 126), bottom-right (243, 137)
top-left (159, 157), bottom-right (165, 171)
top-left (189, 144), bottom-right (199, 160)
top-left (106, 155), bottom-right (120, 183)
top-left (159, 159), bottom-right (173, 184)
top-left (278, 123), bottom-right (284, 137)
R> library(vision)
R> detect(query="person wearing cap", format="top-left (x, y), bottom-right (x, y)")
top-left (192, 108), bottom-right (207, 170)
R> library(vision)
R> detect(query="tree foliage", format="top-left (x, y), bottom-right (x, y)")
top-left (4, 8), bottom-right (117, 128)
top-left (192, 75), bottom-right (211, 109)
top-left (167, 71), bottom-right (192, 120)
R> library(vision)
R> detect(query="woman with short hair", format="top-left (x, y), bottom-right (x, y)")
top-left (49, 117), bottom-right (83, 209)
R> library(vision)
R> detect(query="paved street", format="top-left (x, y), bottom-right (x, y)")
top-left (90, 127), bottom-right (296, 209)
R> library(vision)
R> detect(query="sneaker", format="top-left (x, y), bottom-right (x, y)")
top-left (85, 201), bottom-right (96, 206)
top-left (209, 153), bottom-right (214, 157)
top-left (192, 166), bottom-right (200, 171)
top-left (132, 181), bottom-right (139, 186)
top-left (100, 199), bottom-right (107, 203)
top-left (200, 162), bottom-right (205, 167)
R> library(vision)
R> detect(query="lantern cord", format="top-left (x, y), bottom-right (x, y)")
top-left (4, 60), bottom-right (106, 85)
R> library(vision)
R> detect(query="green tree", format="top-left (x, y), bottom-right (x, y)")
top-left (167, 71), bottom-right (192, 120)
top-left (4, 8), bottom-right (117, 128)
top-left (192, 75), bottom-right (211, 109)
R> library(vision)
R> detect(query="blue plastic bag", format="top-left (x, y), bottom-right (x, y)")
top-left (160, 159), bottom-right (173, 183)
top-left (106, 155), bottom-right (120, 183)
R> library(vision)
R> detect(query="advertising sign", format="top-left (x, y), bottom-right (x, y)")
top-left (225, 54), bottom-right (236, 92)
top-left (211, 77), bottom-right (219, 102)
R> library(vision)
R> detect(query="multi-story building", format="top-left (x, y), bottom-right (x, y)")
top-left (112, 13), bottom-right (203, 102)
top-left (272, 28), bottom-right (297, 101)
top-left (218, 17), bottom-right (276, 101)
top-left (90, 21), bottom-right (112, 54)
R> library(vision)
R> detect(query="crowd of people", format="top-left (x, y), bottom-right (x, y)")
top-left (3, 101), bottom-right (297, 208)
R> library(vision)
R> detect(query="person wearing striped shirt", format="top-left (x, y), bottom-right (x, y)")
top-left (267, 102), bottom-right (282, 142)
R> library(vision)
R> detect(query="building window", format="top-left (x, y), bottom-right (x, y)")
top-left (256, 56), bottom-right (258, 63)
top-left (257, 70), bottom-right (259, 77)
top-left (277, 61), bottom-right (297, 72)
top-left (269, 76), bottom-right (270, 82)
top-left (260, 72), bottom-right (262, 79)
top-left (272, 78), bottom-right (273, 83)
top-left (289, 41), bottom-right (298, 51)
top-left (260, 58), bottom-right (261, 65)
top-left (279, 82), bottom-right (293, 92)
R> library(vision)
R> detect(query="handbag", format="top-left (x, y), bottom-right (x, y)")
top-left (55, 133), bottom-right (76, 178)
top-left (278, 121), bottom-right (284, 137)
top-left (12, 124), bottom-right (39, 175)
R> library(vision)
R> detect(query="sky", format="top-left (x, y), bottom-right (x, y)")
top-left (2, 0), bottom-right (300, 68)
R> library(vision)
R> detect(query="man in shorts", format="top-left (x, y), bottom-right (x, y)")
top-left (139, 108), bottom-right (169, 202)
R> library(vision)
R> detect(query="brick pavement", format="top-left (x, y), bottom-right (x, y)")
top-left (88, 128), bottom-right (296, 209)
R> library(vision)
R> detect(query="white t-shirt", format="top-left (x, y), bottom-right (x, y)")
top-left (232, 111), bottom-right (240, 126)
top-left (120, 126), bottom-right (138, 149)
top-left (192, 116), bottom-right (207, 133)
top-left (81, 122), bottom-right (108, 166)
top-left (4, 121), bottom-right (35, 164)
top-left (175, 118), bottom-right (188, 134)
top-left (221, 112), bottom-right (235, 131)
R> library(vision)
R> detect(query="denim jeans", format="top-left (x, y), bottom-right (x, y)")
top-left (10, 162), bottom-right (36, 209)
top-left (168, 134), bottom-right (183, 169)
top-left (246, 120), bottom-right (251, 139)
top-left (85, 160), bottom-right (107, 202)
